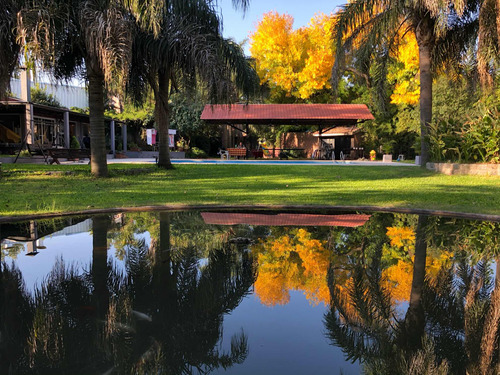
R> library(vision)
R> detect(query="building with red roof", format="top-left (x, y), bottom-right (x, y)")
top-left (201, 104), bottom-right (373, 158)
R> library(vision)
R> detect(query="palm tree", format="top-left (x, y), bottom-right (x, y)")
top-left (0, 0), bottom-right (22, 98)
top-left (128, 0), bottom-right (258, 168)
top-left (17, 0), bottom-right (132, 177)
top-left (331, 0), bottom-right (479, 166)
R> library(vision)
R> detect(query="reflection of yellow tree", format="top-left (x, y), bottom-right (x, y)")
top-left (253, 229), bottom-right (330, 306)
top-left (383, 226), bottom-right (452, 303)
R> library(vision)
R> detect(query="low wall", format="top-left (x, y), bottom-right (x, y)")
top-left (427, 162), bottom-right (500, 176)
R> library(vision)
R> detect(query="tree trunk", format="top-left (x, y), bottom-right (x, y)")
top-left (415, 21), bottom-right (433, 167)
top-left (155, 69), bottom-right (173, 169)
top-left (92, 215), bottom-right (110, 319)
top-left (404, 214), bottom-right (428, 349)
top-left (497, 0), bottom-right (500, 53)
top-left (479, 258), bottom-right (500, 374)
top-left (478, 0), bottom-right (495, 90)
top-left (87, 67), bottom-right (108, 177)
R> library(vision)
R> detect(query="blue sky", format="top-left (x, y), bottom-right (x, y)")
top-left (218, 0), bottom-right (345, 54)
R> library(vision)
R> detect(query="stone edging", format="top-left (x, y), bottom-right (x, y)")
top-left (427, 162), bottom-right (500, 176)
top-left (0, 204), bottom-right (498, 223)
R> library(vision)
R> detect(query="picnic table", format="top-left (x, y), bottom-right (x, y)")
top-left (47, 148), bottom-right (91, 164)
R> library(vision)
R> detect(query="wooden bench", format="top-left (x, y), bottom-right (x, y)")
top-left (227, 148), bottom-right (247, 159)
top-left (47, 148), bottom-right (91, 164)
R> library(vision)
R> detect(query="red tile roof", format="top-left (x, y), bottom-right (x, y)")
top-left (201, 213), bottom-right (371, 227)
top-left (201, 104), bottom-right (374, 125)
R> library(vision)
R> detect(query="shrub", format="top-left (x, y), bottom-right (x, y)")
top-left (429, 105), bottom-right (500, 163)
top-left (187, 147), bottom-right (207, 158)
top-left (70, 136), bottom-right (80, 149)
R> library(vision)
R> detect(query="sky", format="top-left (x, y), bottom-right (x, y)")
top-left (218, 0), bottom-right (345, 54)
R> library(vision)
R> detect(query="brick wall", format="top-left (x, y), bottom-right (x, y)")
top-left (281, 132), bottom-right (319, 158)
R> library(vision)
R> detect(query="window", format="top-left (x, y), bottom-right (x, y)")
top-left (34, 117), bottom-right (63, 146)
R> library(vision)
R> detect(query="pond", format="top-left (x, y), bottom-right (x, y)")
top-left (1, 210), bottom-right (499, 374)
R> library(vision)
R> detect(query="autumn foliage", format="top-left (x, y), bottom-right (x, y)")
top-left (383, 226), bottom-right (452, 302)
top-left (388, 31), bottom-right (420, 106)
top-left (249, 12), bottom-right (335, 100)
top-left (253, 229), bottom-right (331, 306)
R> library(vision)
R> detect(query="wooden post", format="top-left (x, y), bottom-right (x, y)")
top-left (318, 125), bottom-right (323, 159)
top-left (272, 125), bottom-right (276, 158)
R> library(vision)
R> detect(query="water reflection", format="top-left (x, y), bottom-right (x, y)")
top-left (1, 212), bottom-right (255, 374)
top-left (0, 211), bottom-right (499, 374)
top-left (325, 214), bottom-right (500, 375)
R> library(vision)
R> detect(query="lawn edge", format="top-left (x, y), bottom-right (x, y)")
top-left (1, 204), bottom-right (498, 223)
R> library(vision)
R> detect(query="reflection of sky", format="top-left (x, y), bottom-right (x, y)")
top-left (4, 232), bottom-right (125, 293)
top-left (221, 290), bottom-right (360, 375)
top-left (3, 222), bottom-right (360, 373)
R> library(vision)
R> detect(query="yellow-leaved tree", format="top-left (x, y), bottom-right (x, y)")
top-left (388, 31), bottom-right (420, 106)
top-left (249, 12), bottom-right (335, 100)
top-left (252, 229), bottom-right (331, 306)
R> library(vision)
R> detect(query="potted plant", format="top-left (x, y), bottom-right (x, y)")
top-left (381, 141), bottom-right (394, 163)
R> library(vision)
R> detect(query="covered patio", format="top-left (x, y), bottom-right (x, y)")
top-left (200, 104), bottom-right (374, 158)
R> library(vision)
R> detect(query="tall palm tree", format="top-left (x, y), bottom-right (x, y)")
top-left (128, 0), bottom-right (258, 168)
top-left (331, 0), bottom-right (479, 166)
top-left (0, 0), bottom-right (22, 98)
top-left (17, 0), bottom-right (132, 177)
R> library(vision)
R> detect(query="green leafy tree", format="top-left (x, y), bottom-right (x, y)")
top-left (30, 85), bottom-right (62, 107)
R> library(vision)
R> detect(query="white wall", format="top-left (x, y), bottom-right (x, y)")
top-left (10, 78), bottom-right (88, 109)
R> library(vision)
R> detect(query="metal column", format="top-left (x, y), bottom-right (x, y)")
top-left (110, 120), bottom-right (115, 156)
top-left (64, 110), bottom-right (70, 148)
top-left (122, 124), bottom-right (127, 152)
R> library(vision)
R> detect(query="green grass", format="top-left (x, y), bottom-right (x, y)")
top-left (0, 163), bottom-right (499, 217)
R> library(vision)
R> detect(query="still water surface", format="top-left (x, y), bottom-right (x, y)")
top-left (1, 210), bottom-right (499, 374)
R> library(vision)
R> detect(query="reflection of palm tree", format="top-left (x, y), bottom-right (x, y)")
top-left (0, 264), bottom-right (33, 374)
top-left (401, 215), bottom-right (428, 350)
top-left (325, 215), bottom-right (446, 373)
top-left (1, 211), bottom-right (255, 373)
top-left (326, 215), bottom-right (500, 374)
top-left (114, 211), bottom-right (256, 373)
top-left (92, 215), bottom-right (110, 319)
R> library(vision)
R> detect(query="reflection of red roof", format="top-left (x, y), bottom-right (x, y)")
top-left (201, 104), bottom-right (374, 126)
top-left (313, 126), bottom-right (362, 137)
top-left (201, 213), bottom-right (371, 227)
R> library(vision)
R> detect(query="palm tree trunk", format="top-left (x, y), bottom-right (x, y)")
top-left (156, 69), bottom-right (173, 169)
top-left (415, 22), bottom-right (433, 167)
top-left (478, 0), bottom-right (495, 90)
top-left (92, 215), bottom-right (110, 319)
top-left (497, 0), bottom-right (500, 53)
top-left (88, 66), bottom-right (109, 177)
top-left (405, 214), bottom-right (428, 349)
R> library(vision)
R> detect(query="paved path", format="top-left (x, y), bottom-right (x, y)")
top-left (106, 158), bottom-right (418, 167)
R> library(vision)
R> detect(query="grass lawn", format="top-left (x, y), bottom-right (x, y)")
top-left (0, 163), bottom-right (499, 218)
